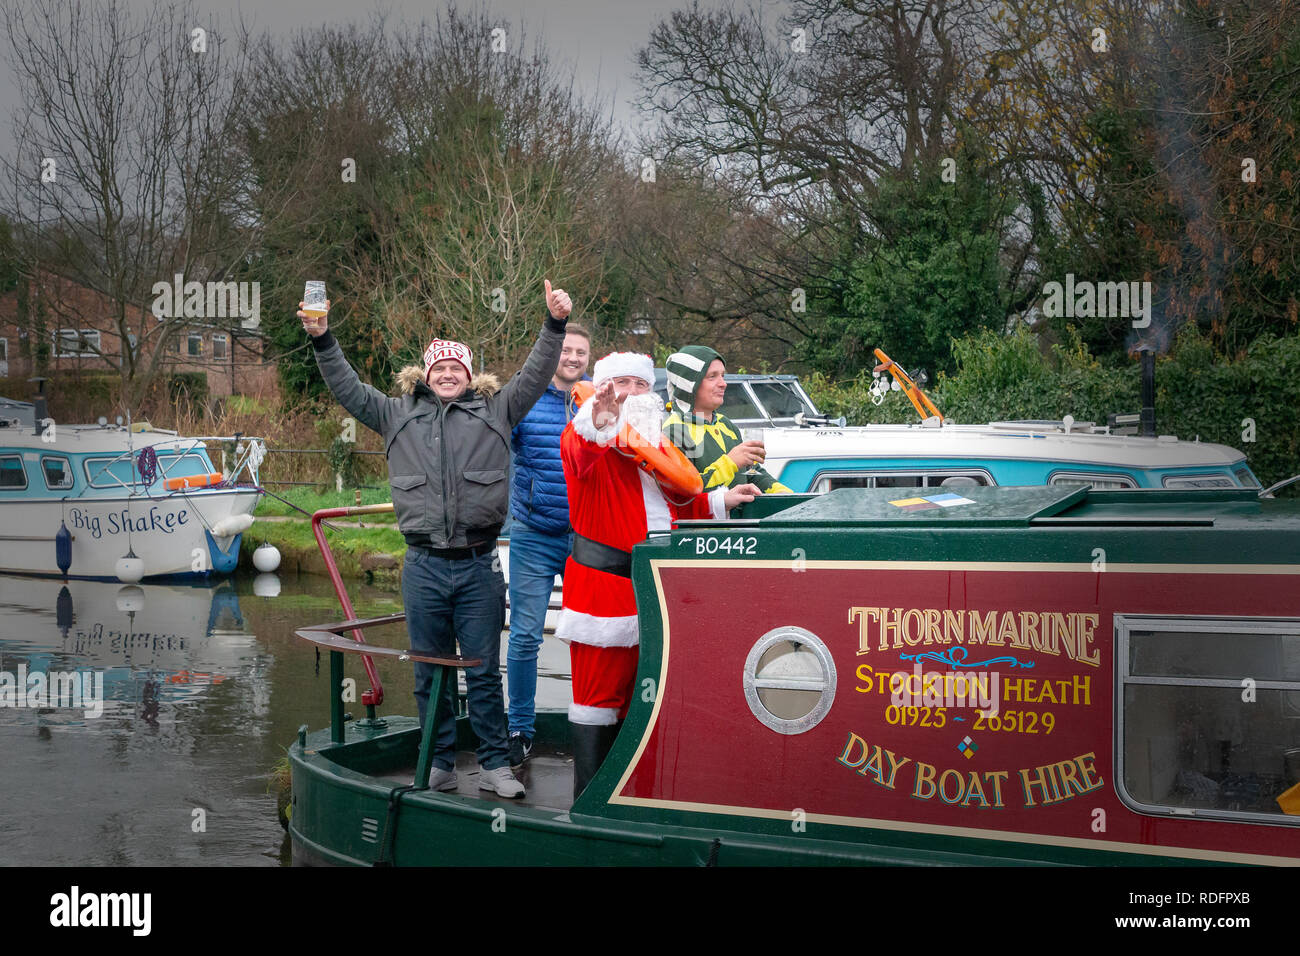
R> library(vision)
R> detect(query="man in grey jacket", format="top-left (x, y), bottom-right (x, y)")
top-left (299, 281), bottom-right (572, 798)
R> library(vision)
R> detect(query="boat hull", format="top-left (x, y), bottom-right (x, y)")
top-left (289, 487), bottom-right (1300, 866)
top-left (0, 488), bottom-right (261, 579)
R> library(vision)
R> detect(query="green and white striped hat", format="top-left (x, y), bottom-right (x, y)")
top-left (665, 345), bottom-right (723, 417)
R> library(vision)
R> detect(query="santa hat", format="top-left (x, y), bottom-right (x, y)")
top-left (665, 345), bottom-right (722, 417)
top-left (592, 352), bottom-right (654, 388)
top-left (423, 339), bottom-right (473, 382)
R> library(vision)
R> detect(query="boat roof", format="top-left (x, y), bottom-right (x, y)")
top-left (0, 422), bottom-right (202, 455)
top-left (0, 396), bottom-right (35, 430)
top-left (753, 485), bottom-right (1300, 530)
top-left (764, 423), bottom-right (1247, 470)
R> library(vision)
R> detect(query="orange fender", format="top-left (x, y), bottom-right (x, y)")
top-left (165, 472), bottom-right (223, 490)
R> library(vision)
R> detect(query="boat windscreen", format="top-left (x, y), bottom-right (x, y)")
top-left (750, 381), bottom-right (816, 420)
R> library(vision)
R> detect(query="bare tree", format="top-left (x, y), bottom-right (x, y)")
top-left (0, 0), bottom-right (260, 408)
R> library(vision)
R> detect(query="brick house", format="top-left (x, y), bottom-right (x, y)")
top-left (0, 272), bottom-right (279, 401)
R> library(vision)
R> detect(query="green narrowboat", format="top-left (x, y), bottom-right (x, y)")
top-left (288, 486), bottom-right (1300, 865)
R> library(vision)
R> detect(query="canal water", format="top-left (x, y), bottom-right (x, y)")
top-left (0, 571), bottom-right (572, 866)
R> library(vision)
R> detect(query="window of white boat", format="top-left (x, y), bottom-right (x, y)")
top-left (1234, 467), bottom-right (1260, 489)
top-left (1048, 471), bottom-right (1138, 490)
top-left (83, 456), bottom-right (141, 488)
top-left (0, 454), bottom-right (27, 489)
top-left (187, 333), bottom-right (203, 357)
top-left (743, 627), bottom-right (837, 734)
top-left (720, 384), bottom-right (763, 422)
top-left (53, 329), bottom-right (100, 358)
top-left (41, 455), bottom-right (73, 490)
top-left (811, 470), bottom-right (993, 493)
top-left (1115, 615), bottom-right (1300, 827)
top-left (750, 381), bottom-right (816, 421)
top-left (155, 453), bottom-right (210, 480)
top-left (212, 334), bottom-right (228, 359)
top-left (1162, 473), bottom-right (1236, 489)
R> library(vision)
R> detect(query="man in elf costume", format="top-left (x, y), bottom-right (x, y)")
top-left (556, 352), bottom-right (760, 796)
top-left (663, 345), bottom-right (793, 493)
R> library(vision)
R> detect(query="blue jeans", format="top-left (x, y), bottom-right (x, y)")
top-left (402, 548), bottom-right (509, 771)
top-left (506, 522), bottom-right (572, 738)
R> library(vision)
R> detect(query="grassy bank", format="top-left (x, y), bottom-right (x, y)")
top-left (246, 486), bottom-right (406, 585)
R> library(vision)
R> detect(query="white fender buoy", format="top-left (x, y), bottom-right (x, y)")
top-left (252, 541), bottom-right (282, 573)
top-left (115, 551), bottom-right (145, 584)
top-left (253, 572), bottom-right (281, 598)
top-left (211, 513), bottom-right (255, 538)
top-left (115, 585), bottom-right (146, 613)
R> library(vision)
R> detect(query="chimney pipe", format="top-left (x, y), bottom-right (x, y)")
top-left (29, 377), bottom-right (48, 436)
top-left (1139, 351), bottom-right (1155, 437)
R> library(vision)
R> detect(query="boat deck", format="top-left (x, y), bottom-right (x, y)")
top-left (375, 746), bottom-right (577, 813)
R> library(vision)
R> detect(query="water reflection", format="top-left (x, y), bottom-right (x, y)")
top-left (0, 571), bottom-right (572, 866)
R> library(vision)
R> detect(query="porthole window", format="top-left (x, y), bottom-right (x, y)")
top-left (743, 626), bottom-right (837, 734)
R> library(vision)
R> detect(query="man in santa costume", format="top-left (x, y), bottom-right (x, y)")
top-left (557, 351), bottom-right (759, 797)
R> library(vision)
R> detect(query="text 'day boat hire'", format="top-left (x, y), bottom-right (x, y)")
top-left (0, 394), bottom-right (265, 580)
top-left (288, 487), bottom-right (1300, 865)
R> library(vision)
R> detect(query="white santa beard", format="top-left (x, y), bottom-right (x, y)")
top-left (620, 392), bottom-right (663, 445)
top-left (607, 393), bottom-right (672, 531)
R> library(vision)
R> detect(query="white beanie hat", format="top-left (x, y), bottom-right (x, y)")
top-left (423, 339), bottom-right (473, 382)
top-left (592, 352), bottom-right (654, 388)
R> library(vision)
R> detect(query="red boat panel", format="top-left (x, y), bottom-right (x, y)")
top-left (613, 562), bottom-right (1300, 864)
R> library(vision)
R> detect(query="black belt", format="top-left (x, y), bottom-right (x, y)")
top-left (406, 540), bottom-right (496, 560)
top-left (571, 533), bottom-right (633, 579)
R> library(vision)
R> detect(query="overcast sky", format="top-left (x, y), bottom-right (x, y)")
top-left (0, 0), bottom-right (780, 158)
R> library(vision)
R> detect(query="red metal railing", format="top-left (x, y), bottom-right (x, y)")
top-left (311, 503), bottom-right (396, 708)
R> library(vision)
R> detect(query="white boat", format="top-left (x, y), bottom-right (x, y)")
top-left (757, 419), bottom-right (1259, 493)
top-left (0, 396), bottom-right (265, 580)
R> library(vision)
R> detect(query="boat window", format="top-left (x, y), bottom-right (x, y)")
top-left (156, 453), bottom-right (210, 479)
top-left (812, 471), bottom-right (993, 493)
top-left (1234, 467), bottom-right (1260, 489)
top-left (1162, 473), bottom-right (1236, 489)
top-left (743, 626), bottom-right (837, 734)
top-left (1116, 616), bottom-right (1300, 826)
top-left (1049, 471), bottom-right (1138, 490)
top-left (720, 384), bottom-right (763, 423)
top-left (750, 381), bottom-right (815, 420)
top-left (0, 454), bottom-right (27, 489)
top-left (83, 456), bottom-right (141, 488)
top-left (42, 456), bottom-right (74, 490)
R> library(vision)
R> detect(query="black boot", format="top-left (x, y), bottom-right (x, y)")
top-left (595, 721), bottom-right (622, 768)
top-left (571, 721), bottom-right (602, 799)
top-left (571, 721), bottom-right (624, 799)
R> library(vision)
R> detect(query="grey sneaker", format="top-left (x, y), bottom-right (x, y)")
top-left (478, 765), bottom-right (525, 798)
top-left (427, 766), bottom-right (458, 792)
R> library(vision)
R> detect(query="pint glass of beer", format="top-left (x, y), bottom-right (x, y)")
top-left (303, 281), bottom-right (327, 318)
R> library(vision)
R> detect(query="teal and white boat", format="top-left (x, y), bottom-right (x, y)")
top-left (0, 394), bottom-right (265, 580)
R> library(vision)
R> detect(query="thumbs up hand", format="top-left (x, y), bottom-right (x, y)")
top-left (544, 279), bottom-right (572, 320)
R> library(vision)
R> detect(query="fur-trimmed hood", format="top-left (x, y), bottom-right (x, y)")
top-left (394, 365), bottom-right (501, 398)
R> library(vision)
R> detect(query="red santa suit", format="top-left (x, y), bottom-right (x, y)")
top-left (557, 370), bottom-right (725, 727)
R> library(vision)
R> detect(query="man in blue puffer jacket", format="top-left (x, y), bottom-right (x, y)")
top-left (506, 323), bottom-right (591, 769)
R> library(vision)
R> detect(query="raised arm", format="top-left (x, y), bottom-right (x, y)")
top-left (502, 279), bottom-right (571, 426)
top-left (300, 300), bottom-right (394, 435)
top-left (561, 397), bottom-right (617, 480)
